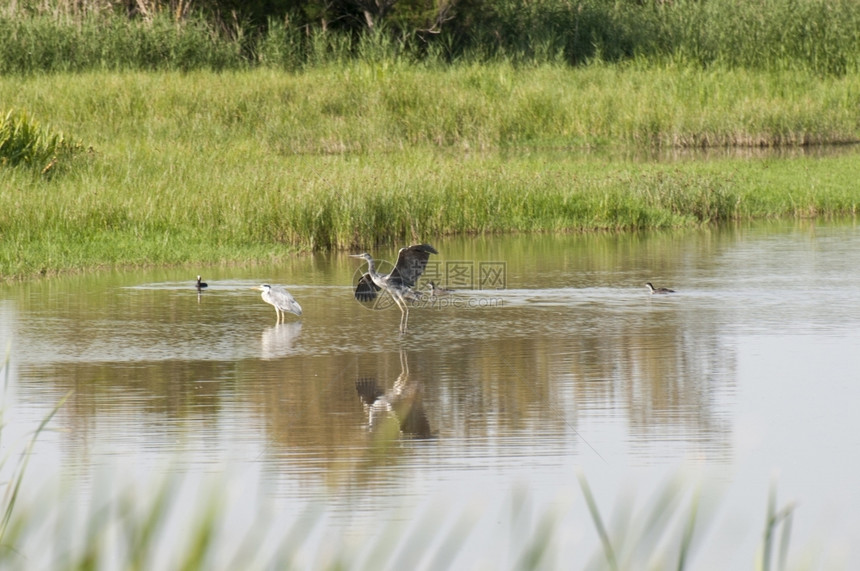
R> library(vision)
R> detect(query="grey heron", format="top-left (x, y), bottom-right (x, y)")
top-left (196, 275), bottom-right (208, 289)
top-left (646, 282), bottom-right (675, 294)
top-left (254, 284), bottom-right (303, 323)
top-left (351, 243), bottom-right (438, 334)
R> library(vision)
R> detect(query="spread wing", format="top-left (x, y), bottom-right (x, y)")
top-left (355, 377), bottom-right (385, 406)
top-left (390, 244), bottom-right (438, 288)
top-left (354, 273), bottom-right (381, 302)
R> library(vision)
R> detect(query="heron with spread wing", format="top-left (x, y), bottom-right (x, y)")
top-left (351, 243), bottom-right (438, 334)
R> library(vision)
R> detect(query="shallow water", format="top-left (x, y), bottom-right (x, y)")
top-left (2, 219), bottom-right (860, 568)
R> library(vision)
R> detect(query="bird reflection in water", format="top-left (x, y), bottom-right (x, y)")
top-left (261, 322), bottom-right (302, 360)
top-left (355, 349), bottom-right (433, 440)
top-left (196, 275), bottom-right (208, 303)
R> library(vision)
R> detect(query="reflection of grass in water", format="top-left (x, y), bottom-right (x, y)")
top-left (0, 345), bottom-right (799, 569)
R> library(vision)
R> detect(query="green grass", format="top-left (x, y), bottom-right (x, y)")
top-left (2, 1), bottom-right (860, 76)
top-left (1, 65), bottom-right (859, 281)
top-left (0, 472), bottom-right (805, 569)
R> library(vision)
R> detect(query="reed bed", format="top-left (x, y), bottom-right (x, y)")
top-left (1, 0), bottom-right (860, 76)
top-left (5, 63), bottom-right (859, 152)
top-left (1, 65), bottom-right (860, 280)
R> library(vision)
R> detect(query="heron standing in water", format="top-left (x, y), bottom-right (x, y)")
top-left (254, 284), bottom-right (303, 323)
top-left (645, 282), bottom-right (675, 294)
top-left (351, 243), bottom-right (438, 334)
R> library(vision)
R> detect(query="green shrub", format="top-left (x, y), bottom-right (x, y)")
top-left (0, 109), bottom-right (82, 173)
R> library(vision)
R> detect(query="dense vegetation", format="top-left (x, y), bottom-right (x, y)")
top-left (1, 0), bottom-right (859, 74)
top-left (1, 0), bottom-right (860, 280)
top-left (0, 109), bottom-right (82, 169)
top-left (2, 65), bottom-right (859, 280)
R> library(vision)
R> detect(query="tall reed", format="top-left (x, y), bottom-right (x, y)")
top-left (1, 66), bottom-right (860, 279)
top-left (0, 11), bottom-right (243, 74)
top-left (2, 1), bottom-right (860, 75)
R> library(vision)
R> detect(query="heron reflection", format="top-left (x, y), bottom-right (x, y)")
top-left (355, 349), bottom-right (433, 439)
top-left (261, 322), bottom-right (302, 360)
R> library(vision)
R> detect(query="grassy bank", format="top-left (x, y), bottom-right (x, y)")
top-left (1, 65), bottom-right (860, 280)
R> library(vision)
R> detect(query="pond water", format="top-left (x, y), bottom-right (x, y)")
top-left (2, 219), bottom-right (860, 568)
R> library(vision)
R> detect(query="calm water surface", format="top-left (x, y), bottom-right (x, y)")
top-left (2, 220), bottom-right (860, 568)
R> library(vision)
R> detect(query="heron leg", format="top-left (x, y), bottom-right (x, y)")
top-left (394, 293), bottom-right (409, 334)
top-left (399, 348), bottom-right (408, 376)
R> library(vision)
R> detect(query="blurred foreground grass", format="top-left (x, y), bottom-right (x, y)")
top-left (0, 469), bottom-right (799, 570)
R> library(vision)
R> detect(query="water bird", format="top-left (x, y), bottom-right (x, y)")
top-left (253, 284), bottom-right (302, 323)
top-left (646, 282), bottom-right (675, 294)
top-left (428, 281), bottom-right (454, 297)
top-left (351, 243), bottom-right (438, 334)
top-left (196, 275), bottom-right (208, 289)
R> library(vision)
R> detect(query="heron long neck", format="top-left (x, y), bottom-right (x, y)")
top-left (365, 257), bottom-right (379, 279)
top-left (367, 257), bottom-right (393, 290)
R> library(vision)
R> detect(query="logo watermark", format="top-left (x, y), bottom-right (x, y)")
top-left (419, 296), bottom-right (505, 309)
top-left (419, 261), bottom-right (507, 290)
